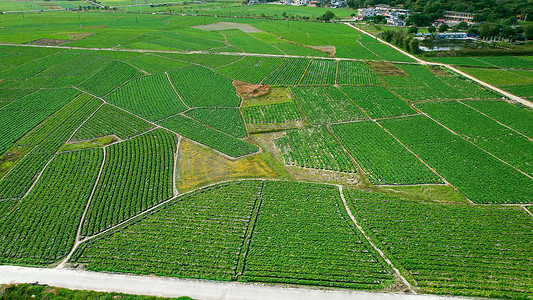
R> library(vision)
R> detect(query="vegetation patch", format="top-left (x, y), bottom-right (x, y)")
top-left (234, 80), bottom-right (270, 98)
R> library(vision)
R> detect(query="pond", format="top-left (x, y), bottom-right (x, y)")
top-left (419, 39), bottom-right (480, 51)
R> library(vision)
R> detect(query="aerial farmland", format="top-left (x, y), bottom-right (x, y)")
top-left (0, 6), bottom-right (531, 300)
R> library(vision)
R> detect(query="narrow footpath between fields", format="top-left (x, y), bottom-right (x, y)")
top-left (0, 266), bottom-right (472, 300)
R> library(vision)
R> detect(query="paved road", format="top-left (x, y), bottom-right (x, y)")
top-left (0, 266), bottom-right (472, 300)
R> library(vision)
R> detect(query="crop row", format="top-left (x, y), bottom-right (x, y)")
top-left (331, 121), bottom-right (442, 185)
top-left (274, 127), bottom-right (356, 173)
top-left (341, 86), bottom-right (415, 119)
top-left (291, 86), bottom-right (366, 124)
top-left (168, 65), bottom-right (241, 107)
top-left (215, 56), bottom-right (284, 85)
top-left (262, 58), bottom-right (310, 86)
top-left (336, 61), bottom-right (379, 85)
top-left (81, 128), bottom-right (177, 236)
top-left (72, 104), bottom-right (155, 141)
top-left (0, 95), bottom-right (102, 200)
top-left (0, 88), bottom-right (79, 155)
top-left (417, 101), bottom-right (533, 175)
top-left (0, 149), bottom-right (102, 265)
top-left (79, 60), bottom-right (144, 97)
top-left (106, 72), bottom-right (187, 121)
top-left (242, 101), bottom-right (303, 124)
top-left (185, 108), bottom-right (247, 139)
top-left (346, 189), bottom-right (533, 299)
top-left (75, 181), bottom-right (263, 280)
top-left (380, 115), bottom-right (533, 204)
top-left (300, 60), bottom-right (337, 85)
top-left (241, 181), bottom-right (393, 288)
top-left (159, 114), bottom-right (258, 158)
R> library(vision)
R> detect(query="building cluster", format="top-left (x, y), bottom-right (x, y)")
top-left (280, 0), bottom-right (346, 8)
top-left (433, 11), bottom-right (475, 27)
top-left (357, 4), bottom-right (410, 26)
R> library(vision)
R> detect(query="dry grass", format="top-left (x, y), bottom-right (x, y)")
top-left (176, 139), bottom-right (284, 193)
top-left (234, 80), bottom-right (270, 98)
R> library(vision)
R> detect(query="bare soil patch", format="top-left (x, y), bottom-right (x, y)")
top-left (368, 61), bottom-right (407, 76)
top-left (306, 45), bottom-right (336, 57)
top-left (28, 39), bottom-right (71, 46)
top-left (234, 80), bottom-right (270, 98)
top-left (194, 22), bottom-right (262, 33)
top-left (429, 66), bottom-right (450, 76)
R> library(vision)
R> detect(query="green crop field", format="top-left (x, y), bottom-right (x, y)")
top-left (0, 9), bottom-right (531, 300)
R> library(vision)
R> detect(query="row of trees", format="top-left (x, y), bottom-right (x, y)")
top-left (380, 28), bottom-right (420, 54)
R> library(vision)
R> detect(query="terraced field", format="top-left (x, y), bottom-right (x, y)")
top-left (0, 10), bottom-right (531, 300)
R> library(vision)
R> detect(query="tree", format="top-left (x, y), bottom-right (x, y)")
top-left (409, 38), bottom-right (420, 54)
top-left (407, 13), bottom-right (432, 26)
top-left (501, 26), bottom-right (516, 39)
top-left (479, 22), bottom-right (499, 38)
top-left (439, 24), bottom-right (450, 32)
top-left (393, 28), bottom-right (407, 46)
top-left (428, 26), bottom-right (436, 34)
top-left (322, 10), bottom-right (335, 22)
top-left (453, 21), bottom-right (468, 31)
top-left (408, 26), bottom-right (418, 34)
top-left (380, 30), bottom-right (394, 43)
top-left (525, 25), bottom-right (533, 40)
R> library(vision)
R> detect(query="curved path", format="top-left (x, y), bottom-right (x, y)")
top-left (0, 266), bottom-right (471, 300)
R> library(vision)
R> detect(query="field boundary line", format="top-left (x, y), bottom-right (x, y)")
top-left (374, 120), bottom-right (449, 186)
top-left (21, 156), bottom-right (55, 200)
top-left (415, 108), bottom-right (533, 180)
top-left (66, 101), bottom-right (105, 143)
top-left (57, 147), bottom-right (106, 268)
top-left (457, 100), bottom-right (532, 141)
top-left (326, 125), bottom-right (371, 186)
top-left (522, 206), bottom-right (533, 217)
top-left (338, 186), bottom-right (417, 294)
top-left (235, 180), bottom-right (265, 279)
top-left (259, 58), bottom-right (286, 85)
top-left (173, 134), bottom-right (182, 197)
top-left (298, 59), bottom-right (312, 85)
top-left (165, 71), bottom-right (191, 109)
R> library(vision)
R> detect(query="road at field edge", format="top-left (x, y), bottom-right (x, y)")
top-left (0, 265), bottom-right (473, 300)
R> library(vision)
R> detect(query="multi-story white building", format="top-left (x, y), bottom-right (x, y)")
top-left (357, 8), bottom-right (375, 20)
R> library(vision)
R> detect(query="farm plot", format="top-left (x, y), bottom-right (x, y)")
top-left (336, 61), bottom-right (379, 85)
top-left (224, 29), bottom-right (283, 55)
top-left (126, 54), bottom-right (191, 74)
top-left (0, 95), bottom-right (102, 200)
top-left (81, 129), bottom-right (177, 237)
top-left (275, 127), bottom-right (356, 173)
top-left (427, 56), bottom-right (493, 68)
top-left (462, 100), bottom-right (533, 138)
top-left (291, 86), bottom-right (366, 124)
top-left (392, 87), bottom-right (434, 102)
top-left (156, 53), bottom-right (244, 68)
top-left (0, 88), bottom-right (79, 155)
top-left (0, 51), bottom-right (77, 80)
top-left (0, 149), bottom-right (102, 265)
top-left (106, 73), bottom-right (187, 121)
top-left (346, 190), bottom-right (533, 299)
top-left (262, 58), bottom-right (310, 86)
top-left (332, 121), bottom-right (441, 185)
top-left (242, 101), bottom-right (303, 124)
top-left (358, 39), bottom-right (414, 62)
top-left (341, 86), bottom-right (415, 119)
top-left (398, 65), bottom-right (465, 99)
top-left (417, 101), bottom-right (533, 175)
top-left (438, 76), bottom-right (497, 99)
top-left (0, 88), bottom-right (36, 102)
top-left (477, 56), bottom-right (533, 69)
top-left (380, 115), bottom-right (533, 204)
top-left (300, 60), bottom-right (337, 85)
top-left (74, 181), bottom-right (263, 280)
top-left (499, 84), bottom-right (533, 98)
top-left (185, 108), bottom-right (247, 138)
top-left (159, 115), bottom-right (258, 158)
top-left (458, 67), bottom-right (531, 86)
top-left (241, 181), bottom-right (394, 289)
top-left (36, 54), bottom-right (110, 88)
top-left (72, 104), bottom-right (155, 141)
top-left (168, 66), bottom-right (241, 107)
top-left (79, 61), bottom-right (145, 97)
top-left (215, 57), bottom-right (284, 84)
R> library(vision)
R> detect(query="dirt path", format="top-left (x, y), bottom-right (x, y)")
top-left (0, 265), bottom-right (471, 300)
top-left (337, 186), bottom-right (418, 294)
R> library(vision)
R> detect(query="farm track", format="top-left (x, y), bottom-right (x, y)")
top-left (338, 185), bottom-right (417, 294)
top-left (0, 265), bottom-right (470, 300)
